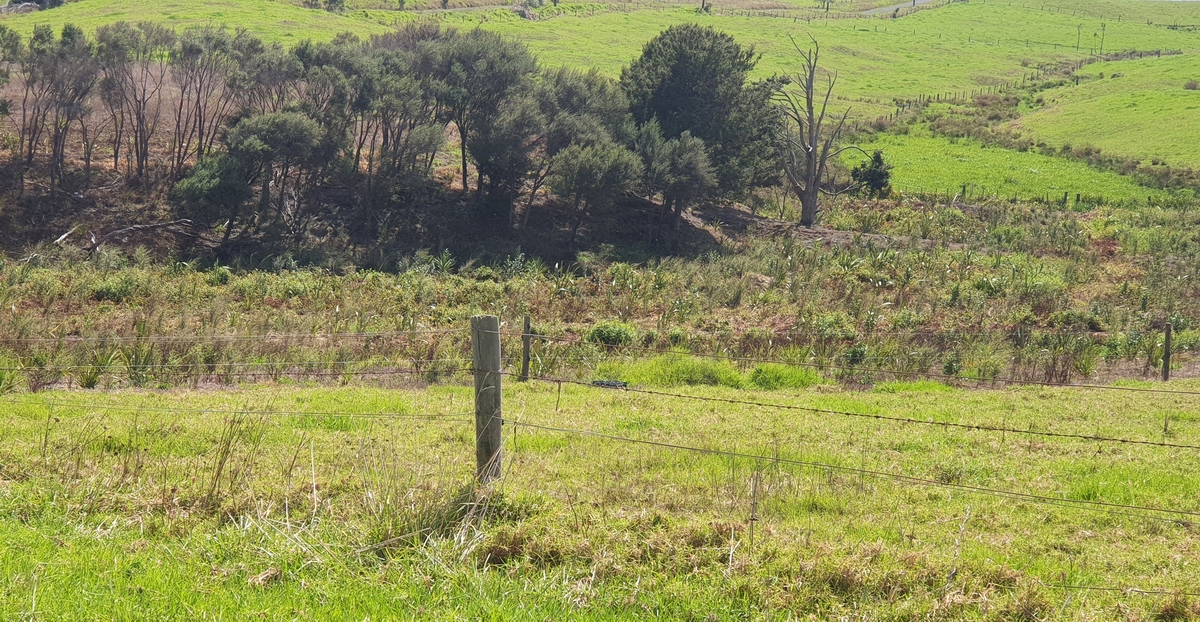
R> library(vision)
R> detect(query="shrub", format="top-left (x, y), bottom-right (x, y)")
top-left (586, 321), bottom-right (637, 347)
top-left (596, 355), bottom-right (744, 388)
top-left (90, 274), bottom-right (140, 303)
top-left (748, 363), bottom-right (822, 390)
top-left (206, 265), bottom-right (232, 286)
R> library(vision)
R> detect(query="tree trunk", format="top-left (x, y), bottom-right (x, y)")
top-left (798, 184), bottom-right (819, 228)
top-left (260, 162), bottom-right (272, 215)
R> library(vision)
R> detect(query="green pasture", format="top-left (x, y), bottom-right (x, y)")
top-left (847, 128), bottom-right (1172, 202)
top-left (0, 0), bottom-right (391, 43)
top-left (2, 377), bottom-right (1199, 618)
top-left (1011, 53), bottom-right (1200, 169)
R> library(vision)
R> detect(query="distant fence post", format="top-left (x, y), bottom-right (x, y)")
top-left (520, 315), bottom-right (531, 382)
top-left (472, 315), bottom-right (502, 483)
top-left (1163, 323), bottom-right (1173, 382)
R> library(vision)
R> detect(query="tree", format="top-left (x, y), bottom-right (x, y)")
top-left (431, 28), bottom-right (536, 196)
top-left (548, 141), bottom-right (642, 246)
top-left (635, 120), bottom-right (715, 240)
top-left (225, 112), bottom-right (324, 238)
top-left (620, 24), bottom-right (781, 197)
top-left (96, 22), bottom-right (176, 180)
top-left (172, 154), bottom-right (253, 248)
top-left (168, 27), bottom-right (248, 179)
top-left (467, 94), bottom-right (544, 220)
top-left (777, 38), bottom-right (862, 227)
top-left (520, 66), bottom-right (633, 231)
top-left (851, 150), bottom-right (892, 198)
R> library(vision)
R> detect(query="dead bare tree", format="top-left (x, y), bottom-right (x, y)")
top-left (96, 22), bottom-right (176, 181)
top-left (168, 27), bottom-right (241, 180)
top-left (776, 37), bottom-right (864, 228)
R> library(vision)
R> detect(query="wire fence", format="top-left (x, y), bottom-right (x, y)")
top-left (501, 330), bottom-right (1200, 397)
top-left (506, 371), bottom-right (1200, 450)
top-left (4, 317), bottom-right (1198, 604)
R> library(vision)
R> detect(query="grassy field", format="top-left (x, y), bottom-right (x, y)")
top-left (3, 378), bottom-right (1200, 618)
top-left (1011, 53), bottom-right (1200, 169)
top-left (846, 128), bottom-right (1173, 203)
top-left (0, 0), bottom-right (391, 42)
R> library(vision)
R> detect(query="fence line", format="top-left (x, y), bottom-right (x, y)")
top-left (0, 328), bottom-right (470, 344)
top-left (510, 372), bottom-right (1200, 450)
top-left (506, 420), bottom-right (1200, 524)
top-left (3, 398), bottom-right (472, 422)
top-left (505, 332), bottom-right (1200, 397)
top-left (0, 359), bottom-right (475, 372)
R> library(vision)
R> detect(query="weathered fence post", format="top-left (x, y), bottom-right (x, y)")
top-left (1163, 322), bottom-right (1173, 382)
top-left (472, 315), bottom-right (502, 483)
top-left (520, 315), bottom-right (531, 382)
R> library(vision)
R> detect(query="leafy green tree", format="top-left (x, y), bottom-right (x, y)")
top-left (431, 29), bottom-right (536, 196)
top-left (468, 95), bottom-right (544, 220)
top-left (520, 67), bottom-right (633, 230)
top-left (620, 24), bottom-right (781, 196)
top-left (548, 141), bottom-right (642, 246)
top-left (172, 154), bottom-right (253, 247)
top-left (851, 150), bottom-right (892, 198)
top-left (225, 112), bottom-right (324, 237)
top-left (635, 120), bottom-right (715, 239)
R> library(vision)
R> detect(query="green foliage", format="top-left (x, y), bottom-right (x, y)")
top-left (597, 354), bottom-right (744, 387)
top-left (173, 155), bottom-right (253, 232)
top-left (586, 320), bottom-right (636, 346)
top-left (851, 151), bottom-right (892, 199)
top-left (620, 23), bottom-right (780, 196)
top-left (748, 363), bottom-right (822, 390)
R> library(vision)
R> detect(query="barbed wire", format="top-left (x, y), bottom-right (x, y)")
top-left (0, 328), bottom-right (470, 344)
top-left (0, 359), bottom-right (474, 372)
top-left (507, 372), bottom-right (1200, 451)
top-left (506, 420), bottom-right (1200, 524)
top-left (502, 333), bottom-right (1200, 397)
top-left (2, 396), bottom-right (475, 421)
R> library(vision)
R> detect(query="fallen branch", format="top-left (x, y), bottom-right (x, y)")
top-left (87, 219), bottom-right (193, 254)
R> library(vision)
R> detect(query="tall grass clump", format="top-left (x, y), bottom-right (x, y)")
top-left (747, 363), bottom-right (823, 390)
top-left (596, 355), bottom-right (744, 388)
top-left (586, 321), bottom-right (637, 347)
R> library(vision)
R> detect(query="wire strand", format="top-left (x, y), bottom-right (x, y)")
top-left (507, 420), bottom-right (1200, 524)
top-left (510, 372), bottom-right (1200, 452)
top-left (501, 334), bottom-right (1200, 397)
top-left (2, 396), bottom-right (474, 420)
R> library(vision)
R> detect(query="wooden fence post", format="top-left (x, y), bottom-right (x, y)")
top-left (520, 315), bottom-right (531, 382)
top-left (472, 315), bottom-right (502, 483)
top-left (1163, 322), bottom-right (1172, 382)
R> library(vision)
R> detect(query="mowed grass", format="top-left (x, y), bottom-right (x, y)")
top-left (1011, 54), bottom-right (1200, 168)
top-left (2, 375), bottom-right (1200, 618)
top-left (847, 127), bottom-right (1173, 202)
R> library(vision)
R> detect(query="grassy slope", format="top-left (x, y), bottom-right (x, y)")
top-left (0, 0), bottom-right (390, 43)
top-left (2, 382), bottom-right (1199, 618)
top-left (847, 127), bottom-right (1172, 201)
top-left (1011, 54), bottom-right (1200, 168)
top-left (480, 0), bottom-right (1200, 116)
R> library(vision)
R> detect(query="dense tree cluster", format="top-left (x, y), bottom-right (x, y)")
top-left (0, 22), bottom-right (791, 255)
